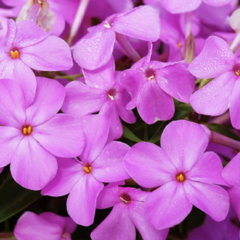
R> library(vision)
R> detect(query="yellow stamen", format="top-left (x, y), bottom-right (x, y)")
top-left (108, 93), bottom-right (114, 100)
top-left (120, 193), bottom-right (131, 204)
top-left (84, 165), bottom-right (92, 174)
top-left (104, 21), bottom-right (111, 29)
top-left (62, 233), bottom-right (66, 239)
top-left (176, 173), bottom-right (185, 183)
top-left (22, 125), bottom-right (32, 136)
top-left (177, 42), bottom-right (182, 48)
top-left (234, 69), bottom-right (240, 76)
top-left (10, 50), bottom-right (20, 59)
top-left (148, 74), bottom-right (155, 80)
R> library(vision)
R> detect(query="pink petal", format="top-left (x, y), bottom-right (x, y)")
top-left (67, 174), bottom-right (104, 226)
top-left (190, 72), bottom-right (236, 116)
top-left (189, 36), bottom-right (235, 78)
top-left (26, 77), bottom-right (65, 126)
top-left (124, 142), bottom-right (176, 188)
top-left (92, 141), bottom-right (130, 182)
top-left (161, 120), bottom-right (209, 172)
top-left (145, 181), bottom-right (192, 230)
top-left (156, 62), bottom-right (195, 103)
top-left (33, 114), bottom-right (84, 158)
top-left (20, 36), bottom-right (73, 71)
top-left (14, 212), bottom-right (63, 240)
top-left (203, 0), bottom-right (232, 6)
top-left (160, 0), bottom-right (201, 13)
top-left (62, 81), bottom-right (107, 118)
top-left (91, 204), bottom-right (136, 240)
top-left (14, 20), bottom-right (49, 48)
top-left (11, 137), bottom-right (58, 190)
top-left (222, 153), bottom-right (240, 187)
top-left (186, 152), bottom-right (227, 186)
top-left (228, 187), bottom-right (240, 220)
top-left (0, 79), bottom-right (26, 127)
top-left (113, 5), bottom-right (160, 42)
top-left (137, 81), bottom-right (174, 124)
top-left (230, 79), bottom-right (240, 129)
top-left (80, 115), bottom-right (110, 163)
top-left (3, 19), bottom-right (16, 47)
top-left (73, 26), bottom-right (115, 70)
top-left (40, 212), bottom-right (65, 228)
top-left (184, 181), bottom-right (229, 221)
top-left (64, 217), bottom-right (77, 234)
top-left (129, 201), bottom-right (169, 240)
top-left (41, 158), bottom-right (83, 196)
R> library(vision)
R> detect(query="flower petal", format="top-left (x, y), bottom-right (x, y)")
top-left (189, 36), bottom-right (235, 78)
top-left (228, 187), bottom-right (240, 220)
top-left (93, 141), bottom-right (130, 182)
top-left (41, 157), bottom-right (83, 197)
top-left (21, 36), bottom-right (73, 71)
top-left (33, 114), bottom-right (84, 158)
top-left (67, 174), bottom-right (104, 226)
top-left (190, 72), bottom-right (236, 116)
top-left (124, 142), bottom-right (176, 188)
top-left (203, 0), bottom-right (232, 6)
top-left (11, 137), bottom-right (58, 190)
top-left (145, 181), bottom-right (192, 230)
top-left (3, 19), bottom-right (16, 47)
top-left (137, 81), bottom-right (174, 124)
top-left (184, 181), bottom-right (229, 221)
top-left (91, 204), bottom-right (135, 240)
top-left (26, 77), bottom-right (65, 126)
top-left (230, 79), bottom-right (240, 129)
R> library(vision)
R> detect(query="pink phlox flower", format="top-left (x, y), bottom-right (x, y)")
top-left (0, 77), bottom-right (84, 190)
top-left (41, 115), bottom-right (130, 226)
top-left (124, 120), bottom-right (229, 230)
top-left (14, 211), bottom-right (77, 240)
top-left (91, 181), bottom-right (169, 240)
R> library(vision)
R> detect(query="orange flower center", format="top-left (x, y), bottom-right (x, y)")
top-left (84, 164), bottom-right (92, 174)
top-left (120, 193), bottom-right (131, 204)
top-left (10, 50), bottom-right (20, 59)
top-left (22, 125), bottom-right (32, 136)
top-left (176, 173), bottom-right (185, 183)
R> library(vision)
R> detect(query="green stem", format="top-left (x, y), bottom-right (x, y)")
top-left (56, 73), bottom-right (83, 81)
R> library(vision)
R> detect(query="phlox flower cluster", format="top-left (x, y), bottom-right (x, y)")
top-left (0, 0), bottom-right (240, 240)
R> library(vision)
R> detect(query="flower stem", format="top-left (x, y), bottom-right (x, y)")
top-left (115, 33), bottom-right (141, 62)
top-left (67, 0), bottom-right (90, 46)
top-left (230, 31), bottom-right (240, 51)
top-left (0, 233), bottom-right (16, 240)
top-left (211, 131), bottom-right (240, 150)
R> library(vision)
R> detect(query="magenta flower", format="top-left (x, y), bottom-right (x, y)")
top-left (119, 43), bottom-right (195, 124)
top-left (14, 211), bottom-right (77, 240)
top-left (0, 19), bottom-right (73, 105)
top-left (0, 78), bottom-right (84, 190)
top-left (73, 5), bottom-right (160, 70)
top-left (124, 120), bottom-right (229, 230)
top-left (62, 58), bottom-right (136, 141)
top-left (91, 182), bottom-right (169, 240)
top-left (189, 36), bottom-right (240, 129)
top-left (41, 115), bottom-right (130, 226)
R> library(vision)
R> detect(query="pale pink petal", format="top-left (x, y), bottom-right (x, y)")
top-left (11, 137), bottom-right (58, 190)
top-left (62, 81), bottom-right (108, 118)
top-left (20, 36), bottom-right (73, 71)
top-left (190, 72), bottom-right (236, 116)
top-left (145, 181), bottom-right (192, 230)
top-left (160, 0), bottom-right (201, 13)
top-left (228, 187), bottom-right (240, 220)
top-left (186, 152), bottom-right (227, 186)
top-left (80, 115), bottom-right (110, 163)
top-left (91, 204), bottom-right (135, 240)
top-left (113, 5), bottom-right (160, 42)
top-left (73, 26), bottom-right (115, 70)
top-left (222, 153), bottom-right (240, 187)
top-left (107, 0), bottom-right (134, 12)
top-left (3, 19), bottom-right (16, 47)
top-left (161, 120), bottom-right (209, 172)
top-left (92, 141), bottom-right (130, 182)
top-left (203, 0), bottom-right (232, 6)
top-left (184, 181), bottom-right (229, 221)
top-left (33, 114), bottom-right (84, 158)
top-left (41, 157), bottom-right (83, 196)
top-left (137, 81), bottom-right (174, 124)
top-left (230, 79), bottom-right (240, 129)
top-left (67, 174), bottom-right (104, 226)
top-left (129, 201), bottom-right (169, 240)
top-left (189, 36), bottom-right (235, 78)
top-left (124, 142), bottom-right (176, 188)
top-left (26, 77), bottom-right (65, 126)
top-left (40, 212), bottom-right (65, 228)
top-left (156, 62), bottom-right (195, 103)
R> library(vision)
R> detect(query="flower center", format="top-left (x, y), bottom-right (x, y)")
top-left (10, 50), bottom-right (20, 59)
top-left (176, 173), bottom-right (185, 183)
top-left (22, 125), bottom-right (32, 136)
top-left (177, 42), bottom-right (182, 48)
top-left (84, 164), bottom-right (92, 174)
top-left (120, 193), bottom-right (131, 204)
top-left (107, 88), bottom-right (116, 100)
top-left (145, 68), bottom-right (156, 80)
top-left (234, 63), bottom-right (240, 76)
top-left (104, 21), bottom-right (111, 29)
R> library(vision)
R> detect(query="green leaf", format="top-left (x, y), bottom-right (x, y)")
top-left (0, 177), bottom-right (42, 223)
top-left (206, 123), bottom-right (240, 141)
top-left (122, 125), bottom-right (142, 143)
